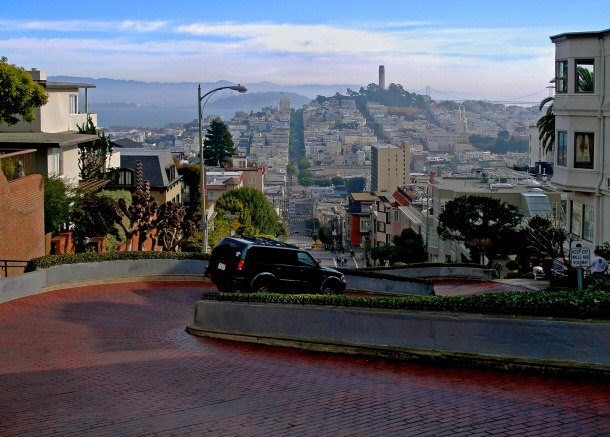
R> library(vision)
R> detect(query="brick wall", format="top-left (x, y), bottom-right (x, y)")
top-left (0, 171), bottom-right (45, 271)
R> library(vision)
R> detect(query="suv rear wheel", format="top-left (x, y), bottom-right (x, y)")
top-left (252, 279), bottom-right (273, 294)
top-left (322, 283), bottom-right (341, 295)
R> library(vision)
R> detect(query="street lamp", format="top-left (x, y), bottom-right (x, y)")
top-left (198, 84), bottom-right (247, 253)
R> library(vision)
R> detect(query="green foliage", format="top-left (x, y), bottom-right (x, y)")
top-left (537, 97), bottom-right (555, 154)
top-left (317, 225), bottom-right (332, 244)
top-left (205, 280), bottom-right (609, 320)
top-left (314, 179), bottom-right (332, 187)
top-left (371, 245), bottom-right (394, 262)
top-left (0, 154), bottom-right (16, 179)
top-left (331, 176), bottom-right (345, 186)
top-left (0, 57), bottom-right (48, 125)
top-left (346, 177), bottom-right (366, 194)
top-left (438, 195), bottom-right (522, 263)
top-left (298, 169), bottom-right (314, 186)
top-left (70, 192), bottom-right (121, 252)
top-left (392, 229), bottom-right (426, 264)
top-left (596, 242), bottom-right (610, 260)
top-left (204, 118), bottom-right (236, 166)
top-left (77, 116), bottom-right (113, 181)
top-left (43, 175), bottom-right (73, 236)
top-left (297, 157), bottom-right (310, 170)
top-left (286, 165), bottom-right (297, 175)
top-left (25, 251), bottom-right (208, 272)
top-left (216, 187), bottom-right (285, 237)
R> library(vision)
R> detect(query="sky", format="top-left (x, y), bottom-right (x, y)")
top-left (1, 0), bottom-right (609, 101)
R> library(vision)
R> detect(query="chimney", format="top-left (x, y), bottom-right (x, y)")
top-left (28, 68), bottom-right (47, 82)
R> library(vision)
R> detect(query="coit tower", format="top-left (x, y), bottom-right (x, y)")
top-left (379, 65), bottom-right (385, 89)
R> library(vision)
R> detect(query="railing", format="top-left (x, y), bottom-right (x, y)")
top-left (0, 259), bottom-right (29, 278)
top-left (0, 149), bottom-right (37, 181)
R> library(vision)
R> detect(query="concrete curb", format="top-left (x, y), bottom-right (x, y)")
top-left (187, 300), bottom-right (610, 377)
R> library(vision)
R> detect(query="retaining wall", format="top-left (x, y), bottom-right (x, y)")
top-left (0, 259), bottom-right (207, 303)
top-left (187, 300), bottom-right (610, 376)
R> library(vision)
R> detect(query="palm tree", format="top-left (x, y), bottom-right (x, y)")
top-left (577, 66), bottom-right (594, 92)
top-left (536, 96), bottom-right (555, 154)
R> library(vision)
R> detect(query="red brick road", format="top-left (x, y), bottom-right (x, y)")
top-left (0, 281), bottom-right (608, 436)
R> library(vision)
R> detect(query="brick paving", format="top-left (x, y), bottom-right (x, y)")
top-left (0, 281), bottom-right (608, 436)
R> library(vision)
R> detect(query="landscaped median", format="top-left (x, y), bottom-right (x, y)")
top-left (187, 286), bottom-right (610, 377)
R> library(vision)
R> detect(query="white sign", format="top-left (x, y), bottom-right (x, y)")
top-left (571, 247), bottom-right (590, 268)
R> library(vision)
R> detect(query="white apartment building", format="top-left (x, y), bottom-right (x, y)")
top-left (550, 29), bottom-right (610, 250)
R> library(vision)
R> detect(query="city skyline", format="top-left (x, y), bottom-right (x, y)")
top-left (1, 0), bottom-right (609, 101)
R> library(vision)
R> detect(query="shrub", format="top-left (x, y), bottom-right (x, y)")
top-left (25, 251), bottom-right (208, 272)
top-left (202, 280), bottom-right (609, 320)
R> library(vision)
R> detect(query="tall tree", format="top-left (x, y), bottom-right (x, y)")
top-left (0, 57), bottom-right (48, 125)
top-left (216, 187), bottom-right (286, 237)
top-left (71, 192), bottom-right (121, 252)
top-left (203, 118), bottom-right (236, 166)
top-left (536, 97), bottom-right (555, 154)
top-left (438, 195), bottom-right (522, 265)
top-left (392, 229), bottom-right (427, 264)
top-left (346, 177), bottom-right (366, 194)
top-left (77, 116), bottom-right (113, 180)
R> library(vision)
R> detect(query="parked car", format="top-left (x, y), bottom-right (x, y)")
top-left (205, 236), bottom-right (346, 294)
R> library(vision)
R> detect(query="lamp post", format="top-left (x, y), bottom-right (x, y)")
top-left (198, 84), bottom-right (247, 253)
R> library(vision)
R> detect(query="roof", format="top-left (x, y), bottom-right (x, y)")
top-left (112, 138), bottom-right (142, 148)
top-left (351, 193), bottom-right (377, 201)
top-left (44, 82), bottom-right (96, 90)
top-left (0, 132), bottom-right (99, 149)
top-left (550, 28), bottom-right (610, 42)
top-left (119, 149), bottom-right (181, 188)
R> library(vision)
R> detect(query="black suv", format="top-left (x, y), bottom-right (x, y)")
top-left (205, 236), bottom-right (346, 294)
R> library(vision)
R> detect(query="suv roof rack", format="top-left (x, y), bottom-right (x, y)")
top-left (239, 236), bottom-right (299, 249)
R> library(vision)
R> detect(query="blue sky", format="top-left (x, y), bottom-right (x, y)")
top-left (1, 0), bottom-right (609, 101)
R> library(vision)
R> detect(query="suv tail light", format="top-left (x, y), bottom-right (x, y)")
top-left (237, 260), bottom-right (245, 271)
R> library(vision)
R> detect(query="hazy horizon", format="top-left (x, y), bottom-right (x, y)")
top-left (3, 0), bottom-right (609, 103)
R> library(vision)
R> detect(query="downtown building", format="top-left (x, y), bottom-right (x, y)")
top-left (370, 142), bottom-right (410, 192)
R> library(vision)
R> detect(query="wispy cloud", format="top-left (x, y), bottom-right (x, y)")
top-left (0, 19), bottom-right (169, 32)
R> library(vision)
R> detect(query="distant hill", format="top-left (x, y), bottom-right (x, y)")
top-left (49, 76), bottom-right (357, 128)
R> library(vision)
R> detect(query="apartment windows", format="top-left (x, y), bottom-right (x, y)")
top-left (48, 148), bottom-right (62, 176)
top-left (575, 60), bottom-right (594, 93)
top-left (574, 132), bottom-right (594, 169)
top-left (557, 131), bottom-right (567, 166)
top-left (69, 95), bottom-right (78, 115)
top-left (555, 60), bottom-right (568, 93)
top-left (583, 205), bottom-right (594, 242)
top-left (570, 201), bottom-right (582, 237)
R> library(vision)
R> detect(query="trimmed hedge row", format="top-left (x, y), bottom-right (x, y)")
top-left (203, 280), bottom-right (610, 320)
top-left (25, 251), bottom-right (209, 272)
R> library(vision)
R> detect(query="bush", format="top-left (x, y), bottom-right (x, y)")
top-left (25, 251), bottom-right (208, 272)
top-left (203, 280), bottom-right (610, 320)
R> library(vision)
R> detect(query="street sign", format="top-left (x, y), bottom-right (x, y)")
top-left (570, 247), bottom-right (590, 268)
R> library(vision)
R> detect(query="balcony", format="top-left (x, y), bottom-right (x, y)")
top-left (0, 149), bottom-right (36, 181)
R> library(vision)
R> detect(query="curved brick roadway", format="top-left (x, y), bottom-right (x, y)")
top-left (0, 282), bottom-right (608, 436)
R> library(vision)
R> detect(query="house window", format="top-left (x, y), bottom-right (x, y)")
top-left (69, 95), bottom-right (78, 115)
top-left (575, 60), bottom-right (594, 93)
top-left (118, 169), bottom-right (134, 186)
top-left (557, 131), bottom-right (567, 166)
top-left (555, 60), bottom-right (568, 93)
top-left (393, 210), bottom-right (399, 222)
top-left (583, 205), bottom-right (594, 242)
top-left (48, 148), bottom-right (62, 176)
top-left (377, 221), bottom-right (385, 232)
top-left (574, 132), bottom-right (594, 169)
top-left (570, 201), bottom-right (582, 237)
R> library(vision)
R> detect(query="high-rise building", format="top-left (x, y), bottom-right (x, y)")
top-left (279, 95), bottom-right (290, 111)
top-left (379, 65), bottom-right (385, 90)
top-left (370, 142), bottom-right (410, 192)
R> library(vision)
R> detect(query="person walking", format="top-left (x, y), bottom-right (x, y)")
top-left (586, 249), bottom-right (608, 281)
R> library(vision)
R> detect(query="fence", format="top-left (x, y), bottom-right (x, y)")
top-left (0, 149), bottom-right (36, 181)
top-left (0, 259), bottom-right (29, 278)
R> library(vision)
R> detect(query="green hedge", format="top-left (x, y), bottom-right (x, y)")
top-left (203, 280), bottom-right (610, 320)
top-left (25, 251), bottom-right (209, 272)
